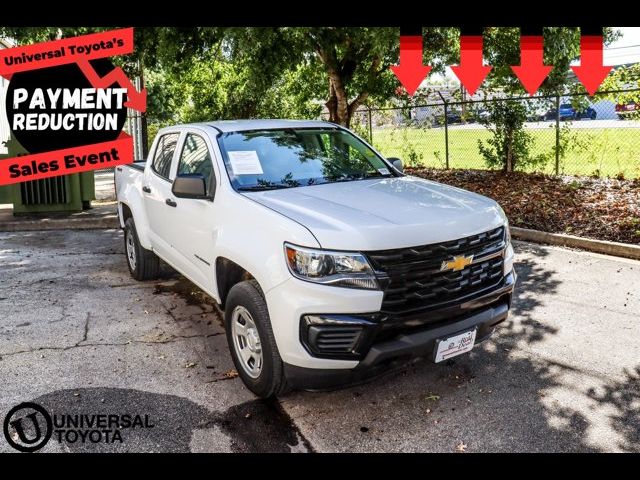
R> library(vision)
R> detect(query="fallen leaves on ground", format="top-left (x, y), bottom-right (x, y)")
top-left (423, 393), bottom-right (441, 402)
top-left (408, 168), bottom-right (640, 245)
top-left (223, 369), bottom-right (239, 379)
top-left (456, 441), bottom-right (468, 453)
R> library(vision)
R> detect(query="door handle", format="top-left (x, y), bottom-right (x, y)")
top-left (142, 186), bottom-right (151, 193)
top-left (165, 198), bottom-right (177, 208)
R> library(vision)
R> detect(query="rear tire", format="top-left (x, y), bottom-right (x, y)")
top-left (225, 280), bottom-right (290, 398)
top-left (124, 217), bottom-right (160, 281)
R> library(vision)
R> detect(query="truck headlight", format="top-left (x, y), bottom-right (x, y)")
top-left (284, 243), bottom-right (379, 290)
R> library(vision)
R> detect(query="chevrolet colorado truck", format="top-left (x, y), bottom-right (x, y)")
top-left (115, 120), bottom-right (516, 398)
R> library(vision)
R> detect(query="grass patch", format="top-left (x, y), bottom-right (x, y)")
top-left (372, 126), bottom-right (640, 178)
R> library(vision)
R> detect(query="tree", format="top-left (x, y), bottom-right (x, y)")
top-left (292, 28), bottom-right (399, 126)
top-left (0, 27), bottom-right (459, 129)
top-left (216, 28), bottom-right (459, 127)
top-left (2, 26), bottom-right (622, 170)
top-left (477, 100), bottom-right (548, 172)
top-left (602, 63), bottom-right (640, 119)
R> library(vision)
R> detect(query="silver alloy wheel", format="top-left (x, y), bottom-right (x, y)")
top-left (126, 229), bottom-right (137, 271)
top-left (231, 305), bottom-right (263, 379)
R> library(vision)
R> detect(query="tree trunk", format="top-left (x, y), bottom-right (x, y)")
top-left (327, 72), bottom-right (350, 127)
top-left (312, 37), bottom-right (379, 129)
top-left (326, 78), bottom-right (339, 123)
top-left (325, 75), bottom-right (372, 128)
top-left (505, 127), bottom-right (514, 172)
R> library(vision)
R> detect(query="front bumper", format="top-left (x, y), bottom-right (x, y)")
top-left (284, 298), bottom-right (510, 390)
top-left (284, 271), bottom-right (515, 390)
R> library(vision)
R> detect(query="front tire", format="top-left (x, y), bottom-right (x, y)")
top-left (225, 280), bottom-right (289, 398)
top-left (124, 217), bottom-right (160, 281)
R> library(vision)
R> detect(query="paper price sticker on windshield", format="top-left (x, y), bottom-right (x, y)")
top-left (228, 151), bottom-right (264, 175)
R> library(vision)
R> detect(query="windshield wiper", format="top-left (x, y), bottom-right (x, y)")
top-left (237, 184), bottom-right (292, 192)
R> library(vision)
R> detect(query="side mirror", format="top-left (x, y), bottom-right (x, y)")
top-left (172, 174), bottom-right (210, 199)
top-left (388, 157), bottom-right (404, 173)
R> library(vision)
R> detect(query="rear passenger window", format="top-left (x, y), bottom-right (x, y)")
top-left (152, 133), bottom-right (179, 180)
top-left (177, 134), bottom-right (214, 194)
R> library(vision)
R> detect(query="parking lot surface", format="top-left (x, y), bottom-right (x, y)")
top-left (1, 230), bottom-right (638, 452)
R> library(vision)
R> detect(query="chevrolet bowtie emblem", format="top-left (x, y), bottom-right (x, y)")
top-left (440, 254), bottom-right (474, 272)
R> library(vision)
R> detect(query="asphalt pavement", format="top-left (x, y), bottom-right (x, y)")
top-left (0, 230), bottom-right (638, 452)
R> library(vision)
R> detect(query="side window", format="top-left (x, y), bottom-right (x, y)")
top-left (151, 133), bottom-right (179, 180)
top-left (177, 134), bottom-right (214, 194)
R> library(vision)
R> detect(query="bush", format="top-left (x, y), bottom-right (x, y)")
top-left (478, 100), bottom-right (546, 172)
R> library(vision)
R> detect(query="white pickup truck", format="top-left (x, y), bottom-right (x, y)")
top-left (115, 120), bottom-right (516, 398)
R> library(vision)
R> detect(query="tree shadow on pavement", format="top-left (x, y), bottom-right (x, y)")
top-left (587, 366), bottom-right (640, 452)
top-left (282, 242), bottom-right (604, 452)
top-left (31, 387), bottom-right (310, 452)
top-left (507, 241), bottom-right (560, 343)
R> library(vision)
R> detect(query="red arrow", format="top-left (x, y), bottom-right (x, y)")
top-left (571, 36), bottom-right (612, 96)
top-left (511, 36), bottom-right (553, 96)
top-left (77, 60), bottom-right (147, 113)
top-left (450, 36), bottom-right (492, 96)
top-left (390, 36), bottom-right (431, 96)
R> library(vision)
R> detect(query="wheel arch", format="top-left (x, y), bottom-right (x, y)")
top-left (215, 257), bottom-right (257, 309)
top-left (118, 197), bottom-right (152, 249)
top-left (120, 202), bottom-right (133, 225)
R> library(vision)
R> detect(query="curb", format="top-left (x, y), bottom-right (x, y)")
top-left (511, 226), bottom-right (640, 261)
top-left (0, 203), bottom-right (120, 232)
top-left (0, 216), bottom-right (119, 232)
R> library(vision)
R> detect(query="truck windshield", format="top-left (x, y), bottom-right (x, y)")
top-left (217, 128), bottom-right (396, 191)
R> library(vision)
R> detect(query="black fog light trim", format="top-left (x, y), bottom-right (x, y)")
top-left (300, 314), bottom-right (380, 360)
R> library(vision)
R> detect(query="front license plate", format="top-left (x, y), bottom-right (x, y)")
top-left (434, 329), bottom-right (476, 363)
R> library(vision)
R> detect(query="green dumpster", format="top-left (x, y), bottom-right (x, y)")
top-left (0, 181), bottom-right (10, 204)
top-left (0, 135), bottom-right (95, 214)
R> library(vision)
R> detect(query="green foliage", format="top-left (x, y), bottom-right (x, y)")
top-left (1, 25), bottom-right (625, 168)
top-left (477, 104), bottom-right (595, 174)
top-left (148, 50), bottom-right (324, 125)
top-left (478, 101), bottom-right (545, 171)
top-left (482, 27), bottom-right (619, 95)
top-left (602, 63), bottom-right (640, 120)
top-left (479, 27), bottom-right (620, 171)
top-left (584, 132), bottom-right (623, 177)
top-left (433, 150), bottom-right (446, 168)
top-left (554, 123), bottom-right (592, 174)
top-left (349, 114), bottom-right (372, 143)
top-left (399, 129), bottom-right (424, 167)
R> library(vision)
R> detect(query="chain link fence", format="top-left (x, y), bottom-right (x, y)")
top-left (343, 89), bottom-right (640, 179)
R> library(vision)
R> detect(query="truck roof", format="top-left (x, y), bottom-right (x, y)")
top-left (188, 119), bottom-right (338, 133)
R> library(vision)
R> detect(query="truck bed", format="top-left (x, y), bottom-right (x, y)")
top-left (125, 160), bottom-right (146, 172)
top-left (115, 160), bottom-right (146, 202)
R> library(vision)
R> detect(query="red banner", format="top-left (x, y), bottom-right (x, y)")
top-left (0, 28), bottom-right (134, 78)
top-left (0, 134), bottom-right (134, 186)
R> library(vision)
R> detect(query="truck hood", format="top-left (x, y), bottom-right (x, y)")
top-left (244, 176), bottom-right (507, 251)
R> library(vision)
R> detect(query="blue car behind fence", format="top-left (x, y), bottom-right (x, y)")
top-left (544, 103), bottom-right (597, 121)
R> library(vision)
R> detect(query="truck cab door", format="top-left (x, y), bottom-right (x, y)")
top-left (142, 131), bottom-right (182, 264)
top-left (164, 131), bottom-right (220, 292)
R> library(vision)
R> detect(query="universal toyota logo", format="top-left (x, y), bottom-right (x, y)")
top-left (3, 400), bottom-right (157, 451)
top-left (3, 402), bottom-right (53, 452)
